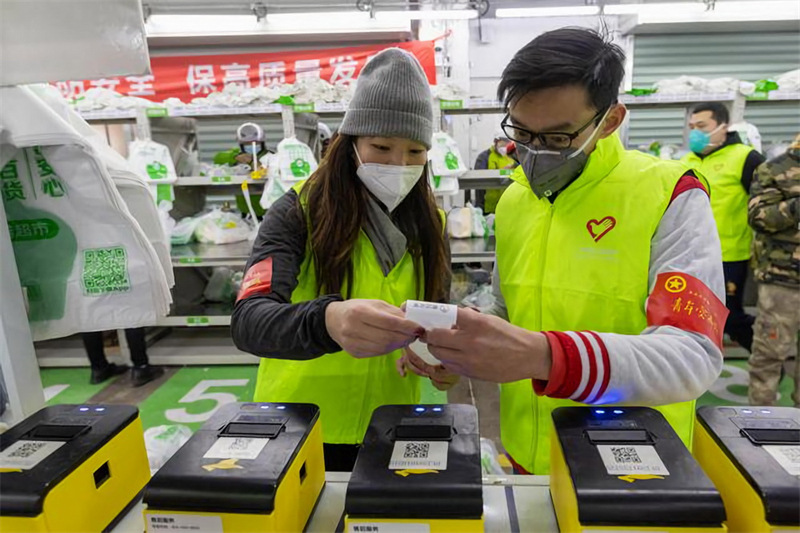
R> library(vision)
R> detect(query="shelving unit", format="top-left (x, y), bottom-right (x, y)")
top-left (62, 89), bottom-right (797, 367)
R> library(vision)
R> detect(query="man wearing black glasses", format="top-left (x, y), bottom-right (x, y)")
top-left (410, 28), bottom-right (728, 475)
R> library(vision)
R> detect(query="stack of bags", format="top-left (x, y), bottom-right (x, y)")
top-left (0, 85), bottom-right (173, 340)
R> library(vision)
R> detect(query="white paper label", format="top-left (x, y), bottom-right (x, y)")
top-left (405, 301), bottom-right (457, 330)
top-left (0, 440), bottom-right (65, 470)
top-left (203, 437), bottom-right (269, 460)
top-left (763, 445), bottom-right (800, 476)
top-left (147, 514), bottom-right (222, 533)
top-left (348, 522), bottom-right (430, 533)
top-left (389, 441), bottom-right (448, 470)
top-left (597, 445), bottom-right (670, 476)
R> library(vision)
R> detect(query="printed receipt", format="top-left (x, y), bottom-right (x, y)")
top-left (405, 301), bottom-right (458, 365)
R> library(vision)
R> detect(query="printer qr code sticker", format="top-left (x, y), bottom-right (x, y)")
top-left (763, 445), bottom-right (800, 476)
top-left (0, 440), bottom-right (64, 470)
top-left (203, 437), bottom-right (269, 460)
top-left (403, 442), bottom-right (430, 459)
top-left (347, 523), bottom-right (429, 533)
top-left (610, 446), bottom-right (642, 464)
top-left (597, 445), bottom-right (670, 476)
top-left (389, 441), bottom-right (448, 470)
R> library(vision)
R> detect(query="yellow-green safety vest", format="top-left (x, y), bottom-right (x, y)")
top-left (495, 134), bottom-right (696, 474)
top-left (681, 144), bottom-right (754, 262)
top-left (483, 148), bottom-right (517, 214)
top-left (253, 183), bottom-right (428, 445)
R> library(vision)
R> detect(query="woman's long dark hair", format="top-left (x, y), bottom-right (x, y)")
top-left (300, 133), bottom-right (449, 302)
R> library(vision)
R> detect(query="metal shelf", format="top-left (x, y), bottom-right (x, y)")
top-left (619, 91), bottom-right (738, 107)
top-left (171, 240), bottom-right (253, 268)
top-left (450, 236), bottom-right (496, 263)
top-left (156, 303), bottom-right (234, 327)
top-left (746, 90), bottom-right (800, 102)
top-left (145, 327), bottom-right (258, 365)
top-left (175, 175), bottom-right (261, 187)
top-left (78, 102), bottom-right (347, 122)
top-left (457, 169), bottom-right (513, 189)
top-left (35, 335), bottom-right (125, 368)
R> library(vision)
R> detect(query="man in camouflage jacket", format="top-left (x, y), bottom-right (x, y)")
top-left (747, 134), bottom-right (800, 407)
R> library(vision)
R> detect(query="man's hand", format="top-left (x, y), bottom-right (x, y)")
top-left (424, 308), bottom-right (551, 383)
top-left (396, 346), bottom-right (460, 391)
top-left (325, 300), bottom-right (424, 358)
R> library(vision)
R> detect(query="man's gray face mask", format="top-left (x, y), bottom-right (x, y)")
top-left (517, 108), bottom-right (610, 199)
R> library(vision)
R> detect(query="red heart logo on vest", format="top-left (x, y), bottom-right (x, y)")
top-left (586, 216), bottom-right (617, 242)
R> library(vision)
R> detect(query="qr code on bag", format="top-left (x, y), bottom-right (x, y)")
top-left (82, 247), bottom-right (131, 296)
top-left (610, 446), bottom-right (642, 464)
top-left (8, 441), bottom-right (48, 458)
top-left (403, 442), bottom-right (430, 459)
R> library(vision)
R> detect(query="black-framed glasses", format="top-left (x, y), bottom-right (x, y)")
top-left (501, 108), bottom-right (606, 151)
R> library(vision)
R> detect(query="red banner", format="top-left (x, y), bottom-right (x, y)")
top-left (55, 40), bottom-right (436, 104)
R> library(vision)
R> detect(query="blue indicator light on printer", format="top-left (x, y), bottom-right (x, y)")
top-left (277, 405), bottom-right (286, 410)
top-left (260, 405), bottom-right (270, 410)
top-left (595, 409), bottom-right (606, 415)
top-left (95, 407), bottom-right (105, 412)
top-left (613, 409), bottom-right (623, 414)
top-left (760, 409), bottom-right (771, 414)
top-left (742, 409), bottom-right (753, 414)
top-left (433, 407), bottom-right (443, 412)
top-left (415, 407), bottom-right (426, 413)
top-left (79, 407), bottom-right (89, 412)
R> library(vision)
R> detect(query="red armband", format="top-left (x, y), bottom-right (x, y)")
top-left (237, 257), bottom-right (273, 301)
top-left (646, 272), bottom-right (728, 350)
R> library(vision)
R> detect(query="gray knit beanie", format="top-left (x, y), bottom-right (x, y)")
top-left (340, 48), bottom-right (433, 149)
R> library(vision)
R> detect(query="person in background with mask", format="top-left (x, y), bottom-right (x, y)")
top-left (473, 131), bottom-right (518, 214)
top-left (681, 102), bottom-right (766, 353)
top-left (747, 133), bottom-right (800, 408)
top-left (404, 28), bottom-right (727, 475)
top-left (213, 122), bottom-right (270, 167)
top-left (231, 48), bottom-right (455, 472)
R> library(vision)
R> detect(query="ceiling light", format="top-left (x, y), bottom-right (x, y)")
top-left (375, 9), bottom-right (479, 20)
top-left (604, 1), bottom-right (799, 21)
top-left (496, 6), bottom-right (600, 18)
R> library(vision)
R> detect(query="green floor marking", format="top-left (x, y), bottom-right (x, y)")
top-left (138, 365), bottom-right (257, 432)
top-left (420, 378), bottom-right (448, 405)
top-left (40, 367), bottom-right (115, 406)
top-left (698, 360), bottom-right (796, 407)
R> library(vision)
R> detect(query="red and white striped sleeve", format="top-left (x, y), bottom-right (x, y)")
top-left (533, 176), bottom-right (727, 406)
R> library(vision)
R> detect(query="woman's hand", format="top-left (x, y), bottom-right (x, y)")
top-left (325, 299), bottom-right (424, 358)
top-left (396, 346), bottom-right (460, 391)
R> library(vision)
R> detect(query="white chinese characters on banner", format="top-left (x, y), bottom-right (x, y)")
top-left (259, 62), bottom-right (286, 87)
top-left (55, 81), bottom-right (86, 100)
top-left (90, 78), bottom-right (121, 91)
top-left (127, 75), bottom-right (156, 96)
top-left (187, 65), bottom-right (218, 95)
top-left (222, 63), bottom-right (250, 89)
top-left (330, 56), bottom-right (357, 86)
top-left (295, 59), bottom-right (321, 81)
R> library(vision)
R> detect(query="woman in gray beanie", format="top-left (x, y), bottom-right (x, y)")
top-left (232, 48), bottom-right (456, 471)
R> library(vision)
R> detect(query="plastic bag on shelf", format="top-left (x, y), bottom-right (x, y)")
top-left (0, 86), bottom-right (171, 341)
top-left (203, 267), bottom-right (238, 303)
top-left (462, 283), bottom-right (494, 309)
top-left (277, 137), bottom-right (318, 182)
top-left (259, 152), bottom-right (289, 210)
top-left (429, 132), bottom-right (468, 177)
top-left (127, 139), bottom-right (178, 184)
top-left (171, 215), bottom-right (201, 245)
top-left (481, 438), bottom-right (505, 476)
top-left (194, 209), bottom-right (253, 245)
top-left (144, 424), bottom-right (193, 473)
top-left (471, 204), bottom-right (488, 238)
top-left (447, 206), bottom-right (473, 239)
top-left (729, 121), bottom-right (763, 154)
top-left (486, 214), bottom-right (496, 236)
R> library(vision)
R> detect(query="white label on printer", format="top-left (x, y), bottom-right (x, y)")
top-left (405, 301), bottom-right (457, 330)
top-left (348, 522), bottom-right (430, 533)
top-left (389, 441), bottom-right (449, 470)
top-left (763, 445), bottom-right (800, 476)
top-left (597, 445), bottom-right (670, 476)
top-left (0, 440), bottom-right (64, 470)
top-left (147, 514), bottom-right (222, 533)
top-left (203, 437), bottom-right (269, 460)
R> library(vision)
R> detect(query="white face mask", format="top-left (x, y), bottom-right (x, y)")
top-left (497, 144), bottom-right (508, 157)
top-left (354, 145), bottom-right (425, 212)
